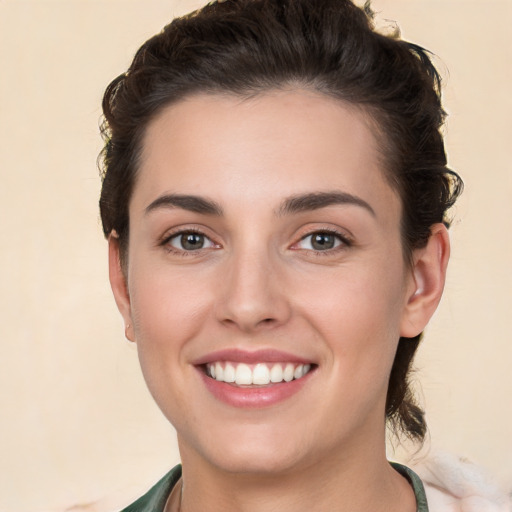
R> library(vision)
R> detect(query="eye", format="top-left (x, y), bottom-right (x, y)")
top-left (295, 231), bottom-right (347, 251)
top-left (167, 231), bottom-right (216, 251)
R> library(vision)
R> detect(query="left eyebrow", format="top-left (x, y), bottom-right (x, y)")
top-left (144, 194), bottom-right (223, 216)
top-left (276, 191), bottom-right (376, 217)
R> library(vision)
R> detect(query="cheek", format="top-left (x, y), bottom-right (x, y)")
top-left (126, 267), bottom-right (216, 425)
top-left (295, 261), bottom-right (408, 367)
top-left (127, 263), bottom-right (214, 361)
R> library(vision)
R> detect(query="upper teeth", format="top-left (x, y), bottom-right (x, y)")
top-left (206, 362), bottom-right (312, 385)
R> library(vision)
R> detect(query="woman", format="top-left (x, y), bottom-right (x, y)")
top-left (99, 0), bottom-right (463, 510)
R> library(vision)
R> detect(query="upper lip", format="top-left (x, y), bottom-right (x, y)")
top-left (192, 348), bottom-right (315, 366)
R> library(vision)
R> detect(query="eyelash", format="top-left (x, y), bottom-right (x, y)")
top-left (161, 228), bottom-right (219, 256)
top-left (160, 227), bottom-right (352, 257)
top-left (293, 229), bottom-right (352, 255)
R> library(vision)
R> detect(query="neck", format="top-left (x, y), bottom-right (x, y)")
top-left (176, 435), bottom-right (416, 512)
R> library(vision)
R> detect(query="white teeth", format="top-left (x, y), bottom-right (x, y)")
top-left (207, 361), bottom-right (313, 385)
top-left (283, 363), bottom-right (294, 382)
top-left (270, 364), bottom-right (283, 383)
top-left (252, 363), bottom-right (270, 385)
top-left (235, 363), bottom-right (252, 385)
top-left (223, 363), bottom-right (236, 383)
top-left (214, 362), bottom-right (224, 381)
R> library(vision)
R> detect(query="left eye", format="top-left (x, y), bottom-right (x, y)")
top-left (296, 232), bottom-right (344, 251)
top-left (168, 232), bottom-right (216, 251)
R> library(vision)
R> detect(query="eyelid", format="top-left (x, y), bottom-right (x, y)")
top-left (160, 226), bottom-right (221, 254)
top-left (169, 232), bottom-right (216, 250)
top-left (290, 227), bottom-right (353, 252)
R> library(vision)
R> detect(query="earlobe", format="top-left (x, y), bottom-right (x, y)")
top-left (400, 223), bottom-right (450, 338)
top-left (108, 233), bottom-right (135, 342)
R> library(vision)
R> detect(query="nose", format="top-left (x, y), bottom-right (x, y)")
top-left (215, 247), bottom-right (292, 333)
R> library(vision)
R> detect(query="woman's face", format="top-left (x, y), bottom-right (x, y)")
top-left (111, 90), bottom-right (422, 475)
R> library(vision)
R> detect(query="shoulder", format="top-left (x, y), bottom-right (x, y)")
top-left (119, 465), bottom-right (181, 512)
top-left (48, 465), bottom-right (182, 512)
top-left (411, 452), bottom-right (511, 512)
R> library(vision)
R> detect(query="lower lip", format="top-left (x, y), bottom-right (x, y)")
top-left (198, 369), bottom-right (313, 408)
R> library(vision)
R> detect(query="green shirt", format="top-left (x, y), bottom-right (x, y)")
top-left (120, 462), bottom-right (428, 512)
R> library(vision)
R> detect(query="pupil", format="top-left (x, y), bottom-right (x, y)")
top-left (182, 233), bottom-right (204, 250)
top-left (312, 233), bottom-right (334, 250)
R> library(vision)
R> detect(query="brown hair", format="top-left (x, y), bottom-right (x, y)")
top-left (99, 0), bottom-right (462, 441)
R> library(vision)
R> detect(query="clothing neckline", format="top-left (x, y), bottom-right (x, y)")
top-left (120, 462), bottom-right (428, 512)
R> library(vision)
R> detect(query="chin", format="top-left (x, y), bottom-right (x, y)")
top-left (179, 421), bottom-right (313, 476)
top-left (208, 447), bottom-right (307, 477)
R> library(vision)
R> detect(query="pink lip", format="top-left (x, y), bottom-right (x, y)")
top-left (193, 349), bottom-right (316, 408)
top-left (192, 348), bottom-right (313, 365)
top-left (197, 368), bottom-right (314, 409)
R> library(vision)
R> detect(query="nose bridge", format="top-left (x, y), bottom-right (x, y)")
top-left (216, 238), bottom-right (290, 331)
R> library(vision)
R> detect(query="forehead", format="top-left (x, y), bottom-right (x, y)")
top-left (134, 90), bottom-right (400, 221)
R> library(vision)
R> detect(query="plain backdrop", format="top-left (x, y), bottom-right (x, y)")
top-left (0, 1), bottom-right (511, 510)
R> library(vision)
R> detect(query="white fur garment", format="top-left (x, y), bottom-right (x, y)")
top-left (412, 452), bottom-right (511, 512)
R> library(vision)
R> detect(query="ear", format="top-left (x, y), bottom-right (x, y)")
top-left (400, 223), bottom-right (451, 338)
top-left (108, 233), bottom-right (135, 342)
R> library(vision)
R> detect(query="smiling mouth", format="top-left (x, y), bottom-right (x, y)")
top-left (204, 362), bottom-right (314, 386)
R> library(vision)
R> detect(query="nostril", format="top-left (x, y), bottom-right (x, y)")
top-left (257, 317), bottom-right (278, 328)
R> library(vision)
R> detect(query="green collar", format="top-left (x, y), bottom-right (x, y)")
top-left (121, 462), bottom-right (428, 512)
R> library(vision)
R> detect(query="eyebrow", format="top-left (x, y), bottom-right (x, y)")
top-left (145, 194), bottom-right (223, 216)
top-left (144, 191), bottom-right (375, 218)
top-left (277, 191), bottom-right (375, 217)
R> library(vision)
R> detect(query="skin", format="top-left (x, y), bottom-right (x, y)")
top-left (109, 89), bottom-right (449, 512)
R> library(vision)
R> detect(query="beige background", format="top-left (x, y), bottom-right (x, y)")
top-left (0, 0), bottom-right (510, 510)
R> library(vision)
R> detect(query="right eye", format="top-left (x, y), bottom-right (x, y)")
top-left (167, 231), bottom-right (216, 251)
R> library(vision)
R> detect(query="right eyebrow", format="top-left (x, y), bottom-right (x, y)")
top-left (144, 194), bottom-right (224, 216)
